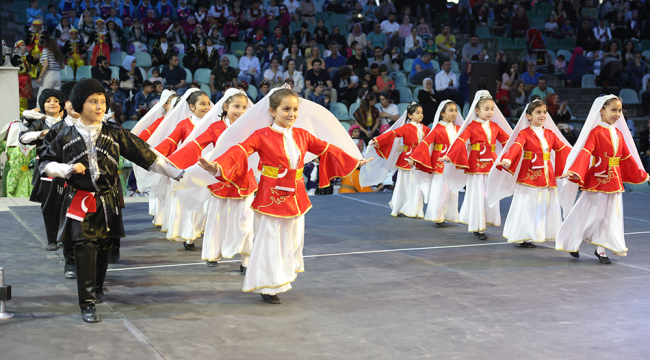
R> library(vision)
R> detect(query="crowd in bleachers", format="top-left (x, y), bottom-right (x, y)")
top-left (6, 0), bottom-right (650, 150)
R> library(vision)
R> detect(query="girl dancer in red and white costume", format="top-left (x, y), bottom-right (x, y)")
top-left (168, 88), bottom-right (256, 269)
top-left (556, 95), bottom-right (649, 263)
top-left (194, 87), bottom-right (371, 304)
top-left (363, 103), bottom-right (430, 218)
top-left (489, 100), bottom-right (572, 247)
top-left (443, 91), bottom-right (512, 240)
top-left (409, 100), bottom-right (464, 226)
top-left (131, 89), bottom-right (177, 225)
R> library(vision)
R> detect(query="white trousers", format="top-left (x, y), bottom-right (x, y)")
top-left (458, 174), bottom-right (501, 232)
top-left (503, 185), bottom-right (560, 243)
top-left (202, 195), bottom-right (254, 263)
top-left (389, 170), bottom-right (424, 218)
top-left (37, 70), bottom-right (61, 99)
top-left (424, 173), bottom-right (459, 223)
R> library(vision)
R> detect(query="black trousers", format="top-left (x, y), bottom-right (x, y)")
top-left (73, 238), bottom-right (113, 310)
top-left (42, 211), bottom-right (59, 245)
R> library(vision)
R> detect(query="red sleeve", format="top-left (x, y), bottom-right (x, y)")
top-left (167, 128), bottom-right (219, 169)
top-left (446, 131), bottom-right (470, 169)
top-left (305, 133), bottom-right (360, 188)
top-left (373, 125), bottom-right (409, 159)
top-left (139, 117), bottom-right (164, 142)
top-left (551, 132), bottom-right (571, 178)
top-left (214, 133), bottom-right (259, 195)
top-left (496, 125), bottom-right (510, 146)
top-left (567, 131), bottom-right (597, 186)
top-left (499, 133), bottom-right (525, 175)
top-left (154, 123), bottom-right (186, 157)
top-left (410, 132), bottom-right (434, 172)
top-left (619, 137), bottom-right (650, 184)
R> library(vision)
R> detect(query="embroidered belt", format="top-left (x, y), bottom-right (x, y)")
top-left (262, 165), bottom-right (304, 179)
top-left (433, 144), bottom-right (443, 151)
top-left (523, 151), bottom-right (550, 160)
top-left (608, 157), bottom-right (620, 166)
top-left (471, 144), bottom-right (496, 152)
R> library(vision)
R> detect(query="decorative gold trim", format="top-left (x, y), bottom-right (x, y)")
top-left (194, 140), bottom-right (204, 151)
top-left (166, 137), bottom-right (178, 146)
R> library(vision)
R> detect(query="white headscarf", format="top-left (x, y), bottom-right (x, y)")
top-left (486, 101), bottom-right (571, 207)
top-left (559, 95), bottom-right (644, 215)
top-left (443, 90), bottom-right (513, 192)
top-left (174, 85), bottom-right (363, 192)
top-left (122, 55), bottom-right (136, 70)
top-left (131, 89), bottom-right (176, 135)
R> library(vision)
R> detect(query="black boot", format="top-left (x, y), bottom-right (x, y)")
top-left (594, 249), bottom-right (612, 264)
top-left (240, 264), bottom-right (246, 274)
top-left (81, 304), bottom-right (101, 323)
top-left (183, 242), bottom-right (196, 250)
top-left (206, 260), bottom-right (218, 267)
top-left (261, 294), bottom-right (281, 304)
top-left (474, 232), bottom-right (487, 240)
top-left (519, 242), bottom-right (537, 248)
top-left (64, 270), bottom-right (77, 279)
top-left (63, 241), bottom-right (76, 277)
top-left (42, 212), bottom-right (60, 251)
top-left (569, 251), bottom-right (580, 258)
top-left (95, 238), bottom-right (112, 299)
top-left (435, 222), bottom-right (446, 227)
top-left (94, 287), bottom-right (105, 304)
top-left (109, 238), bottom-right (120, 263)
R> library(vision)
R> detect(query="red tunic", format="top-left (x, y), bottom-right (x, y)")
top-left (154, 118), bottom-right (195, 157)
top-left (373, 122), bottom-right (430, 170)
top-left (138, 116), bottom-right (164, 142)
top-left (215, 126), bottom-right (360, 217)
top-left (497, 127), bottom-right (571, 188)
top-left (168, 119), bottom-right (258, 199)
top-left (567, 123), bottom-right (648, 193)
top-left (410, 122), bottom-right (460, 174)
top-left (446, 120), bottom-right (510, 175)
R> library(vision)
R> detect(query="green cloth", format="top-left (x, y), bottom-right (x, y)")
top-left (530, 86), bottom-right (555, 100)
top-left (1, 140), bottom-right (7, 197)
top-left (5, 146), bottom-right (36, 197)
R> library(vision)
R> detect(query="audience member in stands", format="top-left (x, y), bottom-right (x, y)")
top-left (567, 47), bottom-right (591, 87)
top-left (91, 55), bottom-right (111, 88)
top-left (353, 92), bottom-right (380, 141)
top-left (581, 0), bottom-right (599, 27)
top-left (347, 43), bottom-right (369, 78)
top-left (304, 59), bottom-right (336, 102)
top-left (626, 53), bottom-right (646, 91)
top-left (300, 0), bottom-right (317, 26)
top-left (348, 23), bottom-right (367, 50)
top-left (131, 80), bottom-right (155, 120)
top-left (493, 6), bottom-right (511, 37)
top-left (367, 22), bottom-right (388, 55)
top-left (283, 43), bottom-right (304, 73)
top-left (377, 92), bottom-right (399, 126)
top-left (530, 76), bottom-right (554, 102)
top-left (641, 74), bottom-right (650, 116)
top-left (458, 62), bottom-right (471, 105)
top-left (119, 55), bottom-right (143, 95)
top-left (331, 65), bottom-right (359, 104)
top-left (435, 25), bottom-right (456, 61)
top-left (576, 19), bottom-right (595, 51)
top-left (508, 80), bottom-right (527, 118)
top-left (324, 42), bottom-right (346, 74)
top-left (305, 45), bottom-right (322, 71)
top-left (511, 7), bottom-right (529, 38)
top-left (161, 54), bottom-right (187, 95)
top-left (495, 79), bottom-right (510, 117)
top-left (210, 55), bottom-right (238, 103)
top-left (238, 45), bottom-right (262, 87)
top-left (416, 17), bottom-right (433, 40)
top-left (417, 77), bottom-right (437, 124)
top-left (435, 60), bottom-right (463, 107)
top-left (410, 52), bottom-right (437, 86)
top-left (263, 57), bottom-right (284, 87)
top-left (521, 61), bottom-right (542, 92)
top-left (368, 46), bottom-right (390, 69)
top-left (593, 19), bottom-right (612, 48)
top-left (627, 9), bottom-right (641, 40)
top-left (283, 58), bottom-right (304, 94)
top-left (404, 27), bottom-right (424, 59)
top-left (461, 35), bottom-right (482, 69)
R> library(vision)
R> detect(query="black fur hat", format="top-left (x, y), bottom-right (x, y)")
top-left (60, 81), bottom-right (77, 104)
top-left (38, 88), bottom-right (62, 114)
top-left (70, 78), bottom-right (107, 114)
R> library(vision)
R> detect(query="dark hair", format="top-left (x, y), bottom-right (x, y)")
top-left (60, 81), bottom-right (77, 104)
top-left (475, 93), bottom-right (494, 110)
top-left (152, 68), bottom-right (160, 74)
top-left (38, 89), bottom-right (62, 114)
top-left (96, 55), bottom-right (107, 64)
top-left (143, 80), bottom-right (154, 88)
top-left (339, 65), bottom-right (352, 78)
top-left (301, 22), bottom-right (308, 28)
top-left (168, 53), bottom-right (178, 61)
top-left (538, 76), bottom-right (547, 82)
top-left (389, 12), bottom-right (396, 16)
top-left (48, 4), bottom-right (56, 10)
top-left (525, 99), bottom-right (546, 115)
top-left (70, 78), bottom-right (107, 113)
top-left (269, 88), bottom-right (299, 112)
top-left (311, 58), bottom-right (322, 66)
top-left (370, 63), bottom-right (379, 70)
top-left (186, 90), bottom-right (208, 108)
top-left (379, 64), bottom-right (388, 73)
top-left (422, 51), bottom-right (432, 57)
top-left (360, 93), bottom-right (377, 112)
top-left (374, 46), bottom-right (382, 52)
top-left (439, 101), bottom-right (457, 119)
top-left (406, 103), bottom-right (422, 120)
top-left (45, 37), bottom-right (65, 66)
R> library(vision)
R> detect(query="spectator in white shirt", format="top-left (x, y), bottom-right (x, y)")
top-left (380, 13), bottom-right (401, 47)
top-left (283, 0), bottom-right (300, 22)
top-left (377, 92), bottom-right (400, 126)
top-left (239, 45), bottom-right (262, 86)
top-left (593, 19), bottom-right (612, 48)
top-left (435, 60), bottom-right (464, 106)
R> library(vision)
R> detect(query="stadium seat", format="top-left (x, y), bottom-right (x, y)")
top-left (134, 52), bottom-right (152, 67)
top-left (330, 102), bottom-right (351, 121)
top-left (531, 18), bottom-right (545, 30)
top-left (403, 59), bottom-right (414, 73)
top-left (450, 60), bottom-right (460, 72)
top-left (431, 60), bottom-right (440, 70)
top-left (76, 65), bottom-right (92, 80)
top-left (121, 120), bottom-right (138, 130)
top-left (581, 74), bottom-right (600, 89)
top-left (110, 51), bottom-right (126, 66)
top-left (331, 14), bottom-right (347, 26)
top-left (178, 53), bottom-right (185, 64)
top-left (475, 27), bottom-right (492, 39)
top-left (547, 49), bottom-right (557, 64)
top-left (269, 20), bottom-right (278, 30)
top-left (184, 68), bottom-right (193, 83)
top-left (392, 72), bottom-right (408, 87)
top-left (230, 41), bottom-right (247, 57)
top-left (238, 30), bottom-right (246, 41)
top-left (247, 85), bottom-right (258, 100)
top-left (620, 89), bottom-right (641, 104)
top-left (559, 38), bottom-right (575, 49)
top-left (200, 83), bottom-right (212, 98)
top-left (108, 66), bottom-right (119, 79)
top-left (397, 103), bottom-right (409, 114)
top-left (223, 54), bottom-right (239, 69)
top-left (513, 38), bottom-right (527, 51)
top-left (340, 121), bottom-right (351, 132)
top-left (497, 37), bottom-right (515, 51)
top-left (348, 102), bottom-right (360, 118)
top-left (642, 50), bottom-right (650, 59)
top-left (194, 68), bottom-right (211, 84)
top-left (397, 87), bottom-right (413, 102)
top-left (526, 11), bottom-right (536, 20)
top-left (462, 103), bottom-right (469, 118)
top-left (61, 65), bottom-right (74, 82)
top-left (290, 22), bottom-right (299, 33)
top-left (557, 50), bottom-right (573, 62)
top-left (315, 13), bottom-right (330, 22)
top-left (138, 67), bottom-right (147, 82)
top-left (641, 40), bottom-right (650, 51)
top-left (12, 2), bottom-right (30, 24)
top-left (537, 10), bottom-right (551, 20)
top-left (413, 86), bottom-right (424, 99)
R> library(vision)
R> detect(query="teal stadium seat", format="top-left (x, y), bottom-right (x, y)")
top-left (76, 65), bottom-right (92, 80)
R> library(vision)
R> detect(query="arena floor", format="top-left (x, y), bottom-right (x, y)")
top-left (1, 191), bottom-right (650, 360)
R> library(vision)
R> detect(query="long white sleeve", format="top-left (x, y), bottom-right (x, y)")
top-left (149, 156), bottom-right (185, 180)
top-left (43, 162), bottom-right (74, 178)
top-left (20, 130), bottom-right (46, 144)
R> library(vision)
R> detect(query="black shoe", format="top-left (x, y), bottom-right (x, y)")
top-left (46, 243), bottom-right (58, 251)
top-left (474, 232), bottom-right (488, 240)
top-left (206, 261), bottom-right (218, 267)
top-left (435, 222), bottom-right (446, 227)
top-left (519, 242), bottom-right (537, 248)
top-left (569, 251), bottom-right (580, 258)
top-left (81, 306), bottom-right (101, 323)
top-left (240, 264), bottom-right (246, 274)
top-left (261, 294), bottom-right (281, 304)
top-left (183, 242), bottom-right (196, 250)
top-left (108, 249), bottom-right (120, 264)
top-left (594, 250), bottom-right (612, 264)
top-left (64, 270), bottom-right (77, 279)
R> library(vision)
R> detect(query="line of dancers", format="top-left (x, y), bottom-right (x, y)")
top-left (361, 90), bottom-right (649, 264)
top-left (18, 78), bottom-right (649, 324)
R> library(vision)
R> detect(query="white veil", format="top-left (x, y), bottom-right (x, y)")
top-left (559, 95), bottom-right (644, 215)
top-left (358, 109), bottom-right (408, 187)
top-left (443, 90), bottom-right (513, 192)
top-left (486, 102), bottom-right (571, 207)
top-left (411, 100), bottom-right (466, 202)
top-left (173, 85), bottom-right (364, 192)
top-left (173, 88), bottom-right (254, 160)
top-left (130, 89), bottom-right (176, 135)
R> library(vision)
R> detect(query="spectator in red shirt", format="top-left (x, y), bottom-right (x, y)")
top-left (511, 7), bottom-right (530, 38)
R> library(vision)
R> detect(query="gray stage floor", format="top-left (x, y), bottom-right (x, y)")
top-left (1, 191), bottom-right (650, 359)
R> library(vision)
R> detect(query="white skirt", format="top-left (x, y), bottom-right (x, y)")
top-left (243, 212), bottom-right (305, 294)
top-left (503, 184), bottom-right (560, 243)
top-left (159, 183), bottom-right (173, 232)
top-left (556, 191), bottom-right (627, 256)
top-left (148, 192), bottom-right (156, 216)
top-left (149, 193), bottom-right (164, 226)
top-left (459, 174), bottom-right (501, 232)
top-left (165, 189), bottom-right (207, 242)
top-left (202, 195), bottom-right (255, 262)
top-left (389, 170), bottom-right (424, 218)
top-left (424, 173), bottom-right (459, 223)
